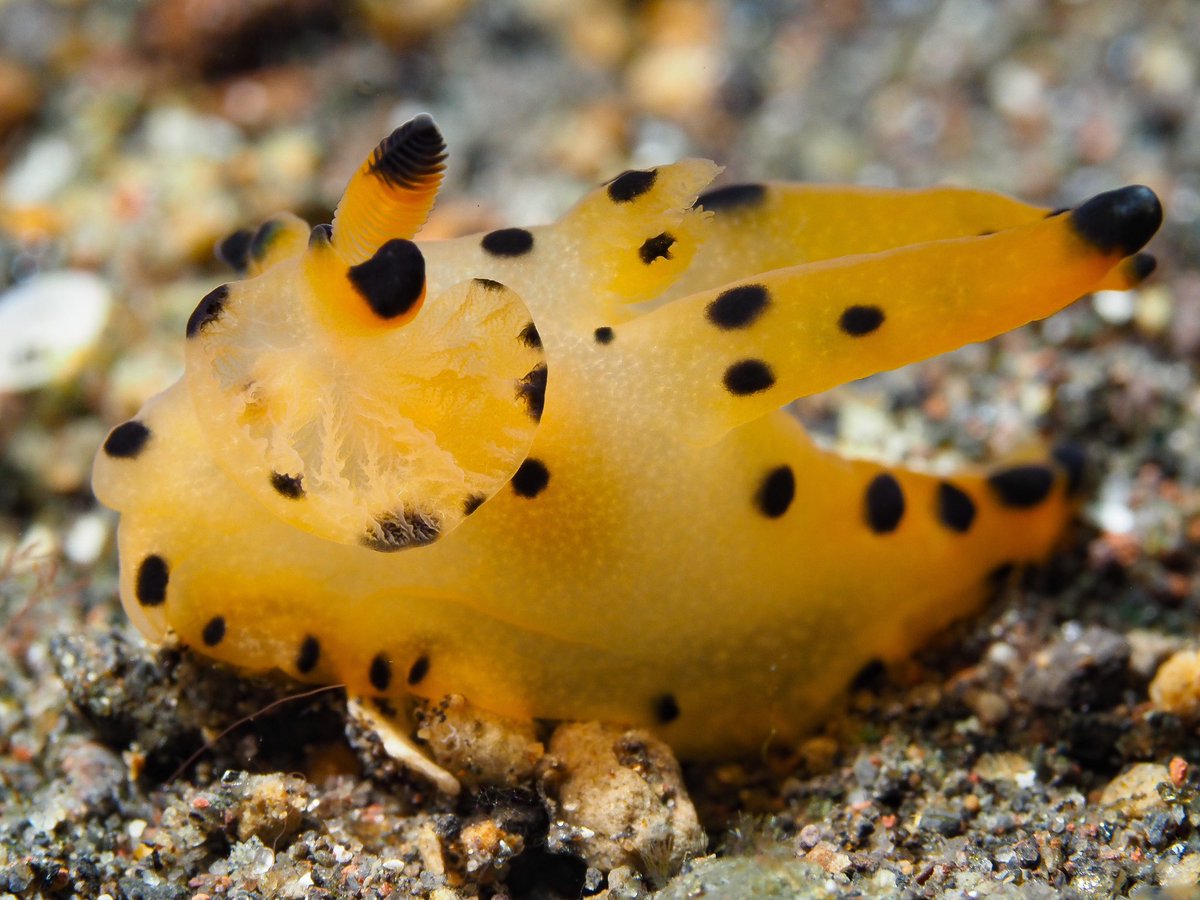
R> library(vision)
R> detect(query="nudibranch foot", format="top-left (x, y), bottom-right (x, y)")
top-left (93, 115), bottom-right (1163, 765)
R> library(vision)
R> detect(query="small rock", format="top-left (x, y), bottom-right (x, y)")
top-left (1149, 648), bottom-right (1200, 718)
top-left (0, 270), bottom-right (111, 392)
top-left (1098, 763), bottom-right (1171, 818)
top-left (416, 694), bottom-right (543, 789)
top-left (1018, 625), bottom-right (1131, 711)
top-left (542, 722), bottom-right (705, 888)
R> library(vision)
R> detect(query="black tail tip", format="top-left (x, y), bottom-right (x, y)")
top-left (1070, 185), bottom-right (1163, 256)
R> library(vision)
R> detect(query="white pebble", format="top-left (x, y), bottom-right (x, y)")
top-left (63, 511), bottom-right (111, 566)
top-left (0, 271), bottom-right (112, 392)
top-left (1092, 289), bottom-right (1137, 325)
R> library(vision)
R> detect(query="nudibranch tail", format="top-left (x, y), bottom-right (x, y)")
top-left (331, 114), bottom-right (447, 265)
top-left (620, 184), bottom-right (1162, 442)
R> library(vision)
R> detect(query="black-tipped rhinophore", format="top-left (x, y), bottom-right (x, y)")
top-left (369, 114), bottom-right (447, 189)
top-left (1070, 185), bottom-right (1162, 256)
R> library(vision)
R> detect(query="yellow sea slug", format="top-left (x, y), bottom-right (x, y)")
top-left (93, 115), bottom-right (1162, 785)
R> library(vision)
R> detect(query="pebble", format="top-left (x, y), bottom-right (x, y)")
top-left (1148, 648), bottom-right (1200, 718)
top-left (542, 722), bottom-right (706, 889)
top-left (1098, 763), bottom-right (1171, 818)
top-left (0, 270), bottom-right (111, 392)
top-left (1018, 624), bottom-right (1131, 711)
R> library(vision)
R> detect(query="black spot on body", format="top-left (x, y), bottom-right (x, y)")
top-left (202, 616), bottom-right (225, 647)
top-left (756, 465), bottom-right (795, 518)
top-left (362, 509), bottom-right (442, 552)
top-left (407, 655), bottom-right (430, 686)
top-left (215, 228), bottom-right (253, 273)
top-left (270, 471), bottom-right (304, 499)
top-left (865, 473), bottom-right (905, 534)
top-left (1052, 444), bottom-right (1086, 497)
top-left (593, 326), bottom-right (614, 344)
top-left (512, 459), bottom-right (550, 498)
top-left (1069, 185), bottom-right (1162, 256)
top-left (481, 228), bottom-right (534, 257)
top-left (839, 305), bottom-right (885, 336)
top-left (368, 114), bottom-right (447, 189)
top-left (103, 421), bottom-right (151, 459)
top-left (653, 693), bottom-right (680, 724)
top-left (463, 493), bottom-right (486, 515)
top-left (707, 284), bottom-right (769, 329)
top-left (347, 239), bottom-right (426, 320)
top-left (694, 183), bottom-right (767, 211)
top-left (723, 359), bottom-right (775, 395)
top-left (297, 636), bottom-right (320, 674)
top-left (608, 169), bottom-right (657, 202)
top-left (937, 481), bottom-right (976, 533)
top-left (517, 364), bottom-right (548, 421)
top-left (136, 555), bottom-right (169, 607)
top-left (186, 285), bottom-right (229, 338)
top-left (988, 465), bottom-right (1055, 508)
top-left (638, 232), bottom-right (675, 264)
top-left (369, 654), bottom-right (392, 692)
top-left (518, 321), bottom-right (542, 349)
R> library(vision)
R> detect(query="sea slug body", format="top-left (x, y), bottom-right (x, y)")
top-left (93, 115), bottom-right (1163, 779)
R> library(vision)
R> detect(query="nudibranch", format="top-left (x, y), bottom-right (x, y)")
top-left (93, 115), bottom-right (1162, 784)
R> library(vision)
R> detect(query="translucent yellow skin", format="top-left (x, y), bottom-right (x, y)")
top-left (93, 121), bottom-right (1160, 758)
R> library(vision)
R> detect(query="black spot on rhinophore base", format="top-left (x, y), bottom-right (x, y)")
top-left (937, 481), bottom-right (976, 533)
top-left (369, 654), bottom-right (392, 692)
top-left (639, 232), bottom-right (676, 264)
top-left (839, 305), bottom-right (885, 336)
top-left (653, 693), bottom-right (680, 724)
top-left (756, 465), bottom-right (795, 518)
top-left (407, 655), bottom-right (430, 686)
top-left (362, 509), bottom-right (442, 551)
top-left (608, 169), bottom-right (657, 202)
top-left (723, 359), bottom-right (775, 395)
top-left (270, 471), bottom-right (304, 499)
top-left (1069, 185), bottom-right (1163, 256)
top-left (594, 326), bottom-right (614, 344)
top-left (103, 421), bottom-right (151, 459)
top-left (517, 364), bottom-right (548, 421)
top-left (296, 636), bottom-right (320, 674)
top-left (988, 465), bottom-right (1054, 508)
top-left (707, 284), bottom-right (769, 329)
top-left (368, 114), bottom-right (447, 189)
top-left (482, 228), bottom-right (534, 257)
top-left (309, 223), bottom-right (333, 246)
top-left (186, 285), bottom-right (229, 338)
top-left (694, 183), bottom-right (767, 211)
top-left (1130, 252), bottom-right (1158, 283)
top-left (202, 616), bottom-right (225, 647)
top-left (511, 459), bottom-right (550, 498)
top-left (249, 218), bottom-right (283, 261)
top-left (865, 473), bottom-right (905, 534)
top-left (347, 239), bottom-right (426, 321)
top-left (136, 555), bottom-right (169, 607)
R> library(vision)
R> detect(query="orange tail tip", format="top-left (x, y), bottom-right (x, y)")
top-left (331, 114), bottom-right (447, 265)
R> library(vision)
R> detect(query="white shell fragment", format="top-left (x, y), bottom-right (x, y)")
top-left (0, 270), bottom-right (112, 392)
